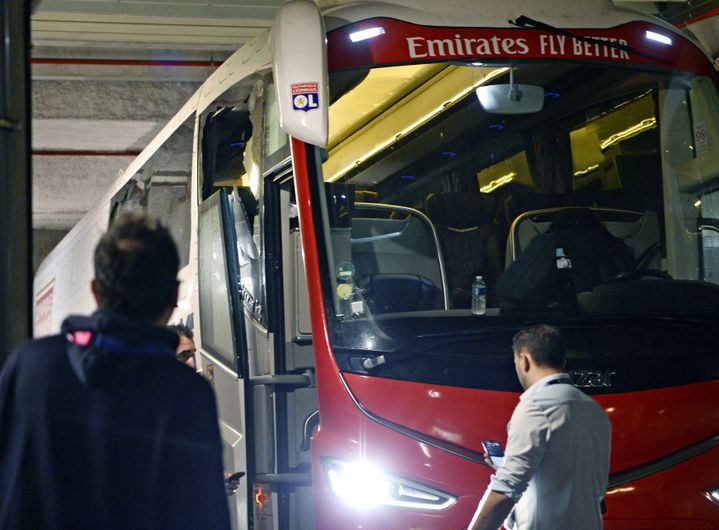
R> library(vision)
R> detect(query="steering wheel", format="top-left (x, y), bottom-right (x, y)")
top-left (601, 241), bottom-right (672, 285)
top-left (602, 268), bottom-right (672, 284)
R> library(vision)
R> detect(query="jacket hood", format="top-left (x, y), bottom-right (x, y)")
top-left (61, 310), bottom-right (179, 387)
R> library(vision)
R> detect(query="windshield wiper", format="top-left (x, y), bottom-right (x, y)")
top-left (359, 326), bottom-right (508, 373)
top-left (510, 15), bottom-right (671, 65)
top-left (415, 325), bottom-right (513, 340)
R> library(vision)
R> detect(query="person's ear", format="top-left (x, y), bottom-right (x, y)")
top-left (517, 350), bottom-right (531, 374)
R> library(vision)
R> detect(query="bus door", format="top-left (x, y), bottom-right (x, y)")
top-left (221, 175), bottom-right (316, 530)
top-left (197, 188), bottom-right (253, 529)
top-left (197, 92), bottom-right (317, 528)
top-left (244, 128), bottom-right (317, 529)
top-left (268, 173), bottom-right (317, 530)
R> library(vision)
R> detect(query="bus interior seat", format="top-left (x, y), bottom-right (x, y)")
top-left (502, 193), bottom-right (570, 263)
top-left (546, 208), bottom-right (635, 292)
top-left (497, 207), bottom-right (637, 312)
top-left (506, 206), bottom-right (659, 269)
top-left (350, 203), bottom-right (446, 314)
top-left (424, 191), bottom-right (501, 308)
top-left (504, 192), bottom-right (570, 225)
top-left (503, 187), bottom-right (661, 225)
top-left (595, 209), bottom-right (661, 268)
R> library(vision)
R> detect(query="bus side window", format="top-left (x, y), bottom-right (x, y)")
top-left (108, 115), bottom-right (194, 267)
top-left (200, 78), bottom-right (267, 325)
top-left (146, 173), bottom-right (191, 267)
top-left (201, 106), bottom-right (253, 201)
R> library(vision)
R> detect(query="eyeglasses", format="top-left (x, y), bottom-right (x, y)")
top-left (176, 349), bottom-right (196, 362)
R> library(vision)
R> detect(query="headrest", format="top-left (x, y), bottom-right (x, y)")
top-left (548, 208), bottom-right (605, 233)
top-left (504, 193), bottom-right (566, 223)
top-left (424, 192), bottom-right (488, 229)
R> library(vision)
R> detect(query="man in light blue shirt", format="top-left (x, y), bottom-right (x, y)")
top-left (469, 324), bottom-right (611, 530)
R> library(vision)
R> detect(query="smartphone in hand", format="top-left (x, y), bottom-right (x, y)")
top-left (482, 440), bottom-right (505, 467)
top-left (224, 471), bottom-right (244, 497)
top-left (225, 471), bottom-right (245, 482)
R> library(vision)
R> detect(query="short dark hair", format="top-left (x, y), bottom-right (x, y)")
top-left (167, 323), bottom-right (193, 341)
top-left (93, 213), bottom-right (179, 322)
top-left (512, 324), bottom-right (565, 369)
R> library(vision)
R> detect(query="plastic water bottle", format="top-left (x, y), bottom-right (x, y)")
top-left (471, 275), bottom-right (486, 315)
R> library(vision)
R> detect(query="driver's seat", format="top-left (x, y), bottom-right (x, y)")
top-left (548, 208), bottom-right (635, 292)
top-left (497, 208), bottom-right (635, 312)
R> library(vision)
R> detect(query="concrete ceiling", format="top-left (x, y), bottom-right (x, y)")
top-left (31, 0), bottom-right (283, 233)
top-left (30, 0), bottom-right (694, 236)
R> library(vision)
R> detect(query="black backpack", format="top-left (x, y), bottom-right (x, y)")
top-left (497, 208), bottom-right (635, 312)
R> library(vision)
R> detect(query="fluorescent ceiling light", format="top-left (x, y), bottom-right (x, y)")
top-left (350, 27), bottom-right (385, 43)
top-left (574, 164), bottom-right (599, 177)
top-left (646, 31), bottom-right (672, 45)
top-left (600, 118), bottom-right (657, 151)
top-left (480, 172), bottom-right (515, 193)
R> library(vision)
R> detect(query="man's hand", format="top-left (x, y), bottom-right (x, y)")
top-left (224, 471), bottom-right (244, 496)
top-left (468, 489), bottom-right (515, 530)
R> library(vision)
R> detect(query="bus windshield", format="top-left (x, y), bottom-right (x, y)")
top-left (315, 59), bottom-right (719, 383)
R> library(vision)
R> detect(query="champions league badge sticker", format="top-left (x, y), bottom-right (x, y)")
top-left (291, 82), bottom-right (319, 112)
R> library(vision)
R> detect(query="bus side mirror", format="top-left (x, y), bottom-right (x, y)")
top-left (272, 0), bottom-right (329, 147)
top-left (476, 84), bottom-right (545, 114)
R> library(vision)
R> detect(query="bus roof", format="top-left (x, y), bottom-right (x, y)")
top-left (319, 0), bottom-right (668, 31)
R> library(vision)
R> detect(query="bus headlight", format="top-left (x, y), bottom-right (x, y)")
top-left (323, 458), bottom-right (456, 510)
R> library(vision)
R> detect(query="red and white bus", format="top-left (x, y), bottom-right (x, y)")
top-left (35, 0), bottom-right (719, 528)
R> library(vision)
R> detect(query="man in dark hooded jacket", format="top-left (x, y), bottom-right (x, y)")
top-left (0, 213), bottom-right (231, 529)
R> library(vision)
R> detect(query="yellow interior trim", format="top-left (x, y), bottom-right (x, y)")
top-left (324, 65), bottom-right (508, 182)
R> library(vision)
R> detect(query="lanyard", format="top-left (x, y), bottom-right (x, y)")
top-left (545, 377), bottom-right (573, 386)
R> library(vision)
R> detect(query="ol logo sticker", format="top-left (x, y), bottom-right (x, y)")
top-left (291, 82), bottom-right (319, 112)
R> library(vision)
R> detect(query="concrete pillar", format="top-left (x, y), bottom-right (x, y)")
top-left (0, 0), bottom-right (32, 363)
